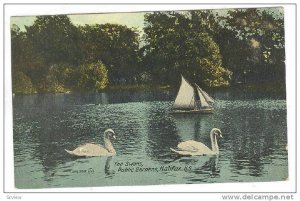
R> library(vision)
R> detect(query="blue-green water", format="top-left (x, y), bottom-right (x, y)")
top-left (13, 89), bottom-right (288, 188)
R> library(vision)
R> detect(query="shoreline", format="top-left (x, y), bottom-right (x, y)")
top-left (12, 81), bottom-right (286, 96)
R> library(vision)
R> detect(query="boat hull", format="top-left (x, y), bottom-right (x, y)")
top-left (169, 108), bottom-right (213, 114)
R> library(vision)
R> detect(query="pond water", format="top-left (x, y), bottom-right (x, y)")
top-left (13, 88), bottom-right (288, 189)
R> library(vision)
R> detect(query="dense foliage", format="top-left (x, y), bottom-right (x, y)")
top-left (217, 8), bottom-right (285, 83)
top-left (142, 11), bottom-right (232, 86)
top-left (11, 8), bottom-right (285, 94)
top-left (77, 61), bottom-right (108, 91)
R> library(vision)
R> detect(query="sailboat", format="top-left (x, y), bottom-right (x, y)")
top-left (170, 75), bottom-right (214, 114)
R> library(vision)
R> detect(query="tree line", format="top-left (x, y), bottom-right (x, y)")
top-left (11, 8), bottom-right (285, 94)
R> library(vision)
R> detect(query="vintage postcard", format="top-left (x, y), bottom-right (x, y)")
top-left (10, 7), bottom-right (288, 189)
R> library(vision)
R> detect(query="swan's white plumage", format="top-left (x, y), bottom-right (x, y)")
top-left (171, 128), bottom-right (222, 156)
top-left (65, 129), bottom-right (116, 157)
top-left (177, 140), bottom-right (214, 155)
top-left (65, 143), bottom-right (114, 156)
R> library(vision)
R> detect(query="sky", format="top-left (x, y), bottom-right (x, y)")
top-left (10, 7), bottom-right (284, 32)
top-left (11, 12), bottom-right (146, 32)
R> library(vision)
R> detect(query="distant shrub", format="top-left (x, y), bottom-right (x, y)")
top-left (35, 63), bottom-right (74, 93)
top-left (77, 61), bottom-right (108, 91)
top-left (12, 71), bottom-right (36, 94)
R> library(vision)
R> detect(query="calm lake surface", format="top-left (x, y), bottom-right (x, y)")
top-left (13, 88), bottom-right (288, 189)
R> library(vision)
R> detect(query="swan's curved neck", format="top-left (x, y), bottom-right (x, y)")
top-left (210, 131), bottom-right (219, 153)
top-left (104, 136), bottom-right (116, 153)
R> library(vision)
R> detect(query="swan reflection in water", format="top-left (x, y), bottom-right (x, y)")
top-left (104, 156), bottom-right (115, 178)
top-left (198, 156), bottom-right (220, 177)
top-left (171, 154), bottom-right (220, 180)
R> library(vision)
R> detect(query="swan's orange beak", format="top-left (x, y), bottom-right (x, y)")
top-left (219, 134), bottom-right (223, 138)
top-left (112, 135), bottom-right (116, 140)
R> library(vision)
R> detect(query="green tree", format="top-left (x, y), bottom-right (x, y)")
top-left (25, 15), bottom-right (82, 89)
top-left (35, 63), bottom-right (76, 93)
top-left (221, 8), bottom-right (285, 82)
top-left (12, 15), bottom-right (83, 92)
top-left (77, 61), bottom-right (108, 91)
top-left (12, 71), bottom-right (36, 94)
top-left (190, 10), bottom-right (221, 37)
top-left (143, 11), bottom-right (231, 87)
top-left (79, 24), bottom-right (141, 84)
top-left (194, 33), bottom-right (232, 87)
top-left (11, 16), bottom-right (142, 93)
top-left (25, 15), bottom-right (82, 67)
top-left (11, 24), bottom-right (46, 93)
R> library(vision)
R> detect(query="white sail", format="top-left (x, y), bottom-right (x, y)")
top-left (196, 85), bottom-right (210, 108)
top-left (173, 76), bottom-right (195, 110)
top-left (201, 89), bottom-right (214, 104)
top-left (195, 84), bottom-right (214, 104)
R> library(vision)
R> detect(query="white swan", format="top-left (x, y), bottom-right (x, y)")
top-left (65, 129), bottom-right (116, 157)
top-left (170, 128), bottom-right (222, 156)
